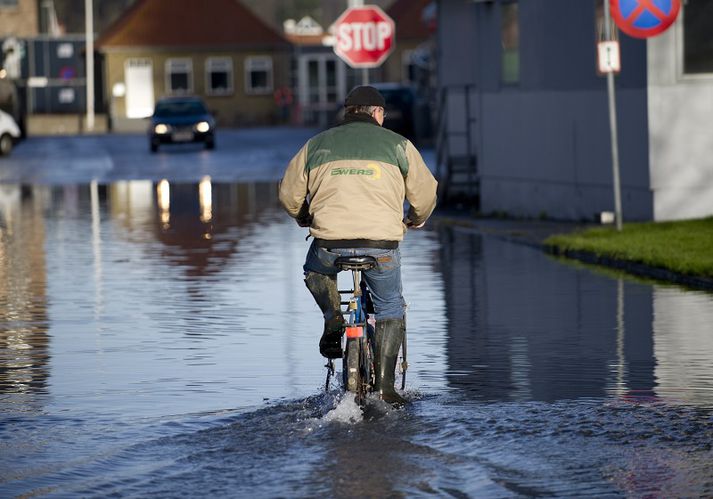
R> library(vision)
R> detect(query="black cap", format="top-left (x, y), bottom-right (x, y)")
top-left (344, 86), bottom-right (385, 108)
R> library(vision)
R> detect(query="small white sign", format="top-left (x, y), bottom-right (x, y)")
top-left (597, 41), bottom-right (621, 74)
top-left (28, 76), bottom-right (49, 87)
top-left (600, 211), bottom-right (615, 224)
top-left (58, 88), bottom-right (75, 103)
top-left (57, 43), bottom-right (73, 58)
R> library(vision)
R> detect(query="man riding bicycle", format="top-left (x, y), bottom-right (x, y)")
top-left (278, 86), bottom-right (437, 405)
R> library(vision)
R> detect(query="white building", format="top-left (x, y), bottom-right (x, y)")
top-left (437, 0), bottom-right (713, 222)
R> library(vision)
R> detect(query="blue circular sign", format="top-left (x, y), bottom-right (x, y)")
top-left (610, 0), bottom-right (681, 39)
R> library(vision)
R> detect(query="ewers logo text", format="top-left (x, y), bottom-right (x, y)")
top-left (331, 163), bottom-right (382, 180)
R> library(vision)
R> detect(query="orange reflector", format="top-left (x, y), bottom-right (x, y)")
top-left (345, 326), bottom-right (363, 338)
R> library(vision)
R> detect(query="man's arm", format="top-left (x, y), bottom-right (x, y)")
top-left (403, 141), bottom-right (438, 226)
top-left (278, 142), bottom-right (310, 219)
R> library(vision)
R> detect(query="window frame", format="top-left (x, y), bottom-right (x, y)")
top-left (165, 58), bottom-right (194, 95)
top-left (244, 56), bottom-right (274, 95)
top-left (205, 57), bottom-right (234, 96)
top-left (677, 1), bottom-right (713, 81)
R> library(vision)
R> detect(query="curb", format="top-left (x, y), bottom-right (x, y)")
top-left (544, 246), bottom-right (713, 292)
top-left (431, 214), bottom-right (713, 293)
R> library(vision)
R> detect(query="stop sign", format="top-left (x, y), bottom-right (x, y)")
top-left (333, 6), bottom-right (395, 68)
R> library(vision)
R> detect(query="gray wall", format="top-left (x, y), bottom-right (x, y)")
top-left (438, 0), bottom-right (653, 221)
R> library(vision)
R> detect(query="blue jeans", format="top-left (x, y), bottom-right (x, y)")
top-left (303, 241), bottom-right (406, 320)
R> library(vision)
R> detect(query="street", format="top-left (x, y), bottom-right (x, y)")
top-left (1, 127), bottom-right (437, 185)
top-left (0, 127), bottom-right (321, 185)
top-left (1, 128), bottom-right (712, 497)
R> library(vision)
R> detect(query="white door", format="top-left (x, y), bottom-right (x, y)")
top-left (124, 59), bottom-right (154, 119)
top-left (298, 54), bottom-right (346, 127)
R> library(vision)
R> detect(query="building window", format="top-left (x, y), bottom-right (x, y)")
top-left (501, 2), bottom-right (520, 84)
top-left (244, 56), bottom-right (273, 95)
top-left (205, 57), bottom-right (234, 96)
top-left (165, 58), bottom-right (193, 94)
top-left (0, 0), bottom-right (19, 7)
top-left (683, 0), bottom-right (713, 74)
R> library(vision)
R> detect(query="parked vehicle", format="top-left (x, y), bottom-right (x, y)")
top-left (370, 83), bottom-right (416, 139)
top-left (149, 96), bottom-right (216, 152)
top-left (0, 109), bottom-right (21, 156)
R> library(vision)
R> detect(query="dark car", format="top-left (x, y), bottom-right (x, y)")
top-left (371, 83), bottom-right (416, 139)
top-left (149, 96), bottom-right (216, 152)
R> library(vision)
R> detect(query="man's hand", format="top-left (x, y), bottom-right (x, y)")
top-left (296, 200), bottom-right (312, 227)
top-left (404, 218), bottom-right (425, 229)
top-left (296, 214), bottom-right (313, 227)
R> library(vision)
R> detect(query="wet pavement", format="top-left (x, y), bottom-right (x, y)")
top-left (1, 131), bottom-right (713, 497)
top-left (0, 128), bottom-right (318, 185)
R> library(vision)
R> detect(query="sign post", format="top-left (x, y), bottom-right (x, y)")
top-left (85, 0), bottom-right (94, 132)
top-left (333, 5), bottom-right (395, 79)
top-left (602, 0), bottom-right (681, 231)
top-left (604, 0), bottom-right (623, 231)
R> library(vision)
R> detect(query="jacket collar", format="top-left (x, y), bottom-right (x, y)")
top-left (338, 112), bottom-right (380, 127)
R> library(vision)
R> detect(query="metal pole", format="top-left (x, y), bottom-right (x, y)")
top-left (362, 67), bottom-right (369, 85)
top-left (85, 0), bottom-right (95, 132)
top-left (603, 0), bottom-right (623, 231)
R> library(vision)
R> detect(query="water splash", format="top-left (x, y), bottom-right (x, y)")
top-left (322, 392), bottom-right (364, 424)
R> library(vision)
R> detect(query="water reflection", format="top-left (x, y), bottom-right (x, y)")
top-left (107, 179), bottom-right (279, 279)
top-left (0, 185), bottom-right (50, 403)
top-left (0, 179), bottom-right (294, 415)
top-left (653, 287), bottom-right (713, 405)
top-left (437, 226), bottom-right (713, 406)
top-left (2, 182), bottom-right (713, 497)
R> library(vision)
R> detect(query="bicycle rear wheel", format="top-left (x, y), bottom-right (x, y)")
top-left (360, 334), bottom-right (375, 392)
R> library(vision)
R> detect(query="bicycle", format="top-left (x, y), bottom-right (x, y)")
top-left (324, 255), bottom-right (408, 406)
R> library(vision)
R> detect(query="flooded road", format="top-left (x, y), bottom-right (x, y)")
top-left (1, 180), bottom-right (712, 497)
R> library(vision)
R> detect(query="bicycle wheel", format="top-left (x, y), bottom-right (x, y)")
top-left (360, 335), bottom-right (375, 392)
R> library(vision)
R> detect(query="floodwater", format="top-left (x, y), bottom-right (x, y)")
top-left (1, 180), bottom-right (712, 497)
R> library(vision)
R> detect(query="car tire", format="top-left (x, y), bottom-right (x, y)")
top-left (205, 137), bottom-right (215, 150)
top-left (150, 141), bottom-right (158, 153)
top-left (0, 134), bottom-right (13, 156)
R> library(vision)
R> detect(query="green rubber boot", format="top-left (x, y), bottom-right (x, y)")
top-left (304, 272), bottom-right (344, 359)
top-left (374, 318), bottom-right (407, 406)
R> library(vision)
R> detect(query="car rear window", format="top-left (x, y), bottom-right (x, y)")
top-left (154, 100), bottom-right (207, 117)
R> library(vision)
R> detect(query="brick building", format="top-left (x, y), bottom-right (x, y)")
top-left (97, 0), bottom-right (292, 129)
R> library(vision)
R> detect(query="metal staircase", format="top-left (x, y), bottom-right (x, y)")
top-left (436, 84), bottom-right (479, 206)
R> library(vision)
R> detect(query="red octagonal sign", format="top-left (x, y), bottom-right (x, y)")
top-left (334, 6), bottom-right (395, 68)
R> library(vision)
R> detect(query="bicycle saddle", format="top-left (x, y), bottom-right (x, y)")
top-left (335, 255), bottom-right (377, 271)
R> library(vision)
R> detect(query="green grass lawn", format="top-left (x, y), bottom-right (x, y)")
top-left (544, 217), bottom-right (713, 278)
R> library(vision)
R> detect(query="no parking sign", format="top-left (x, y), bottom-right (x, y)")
top-left (610, 0), bottom-right (681, 39)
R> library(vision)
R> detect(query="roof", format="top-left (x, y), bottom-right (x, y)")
top-left (387, 0), bottom-right (435, 40)
top-left (97, 0), bottom-right (289, 49)
top-left (284, 33), bottom-right (327, 47)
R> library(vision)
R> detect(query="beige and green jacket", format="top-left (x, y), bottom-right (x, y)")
top-left (279, 116), bottom-right (438, 243)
